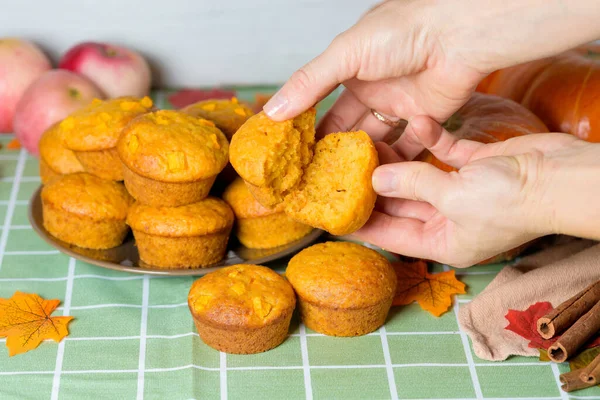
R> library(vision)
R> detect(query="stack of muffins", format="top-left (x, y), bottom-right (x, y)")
top-left (38, 95), bottom-right (314, 269)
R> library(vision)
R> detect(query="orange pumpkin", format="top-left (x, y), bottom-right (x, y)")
top-left (418, 92), bottom-right (548, 172)
top-left (476, 57), bottom-right (555, 103)
top-left (477, 43), bottom-right (600, 142)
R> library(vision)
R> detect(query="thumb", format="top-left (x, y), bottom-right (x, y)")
top-left (263, 32), bottom-right (358, 121)
top-left (372, 161), bottom-right (454, 205)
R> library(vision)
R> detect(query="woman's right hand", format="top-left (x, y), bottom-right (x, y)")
top-left (353, 116), bottom-right (600, 268)
top-left (264, 0), bottom-right (600, 142)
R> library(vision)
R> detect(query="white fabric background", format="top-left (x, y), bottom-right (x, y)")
top-left (1, 0), bottom-right (377, 87)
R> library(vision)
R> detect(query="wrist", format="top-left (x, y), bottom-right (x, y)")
top-left (535, 140), bottom-right (600, 240)
top-left (439, 0), bottom-right (600, 73)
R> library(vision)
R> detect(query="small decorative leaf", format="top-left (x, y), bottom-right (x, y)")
top-left (393, 260), bottom-right (466, 317)
top-left (505, 302), bottom-right (600, 350)
top-left (7, 139), bottom-right (21, 150)
top-left (0, 292), bottom-right (73, 356)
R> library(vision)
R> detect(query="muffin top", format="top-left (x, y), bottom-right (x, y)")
top-left (127, 197), bottom-right (234, 237)
top-left (181, 97), bottom-right (253, 139)
top-left (39, 123), bottom-right (84, 175)
top-left (117, 110), bottom-right (229, 182)
top-left (62, 96), bottom-right (154, 151)
top-left (222, 177), bottom-right (283, 219)
top-left (188, 264), bottom-right (296, 328)
top-left (229, 109), bottom-right (316, 207)
top-left (286, 242), bottom-right (397, 308)
top-left (41, 173), bottom-right (133, 220)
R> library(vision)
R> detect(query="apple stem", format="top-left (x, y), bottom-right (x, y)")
top-left (68, 88), bottom-right (81, 99)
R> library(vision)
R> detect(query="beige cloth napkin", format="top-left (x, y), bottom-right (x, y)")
top-left (458, 237), bottom-right (600, 361)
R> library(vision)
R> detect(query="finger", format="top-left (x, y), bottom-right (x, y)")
top-left (353, 110), bottom-right (405, 142)
top-left (393, 115), bottom-right (483, 168)
top-left (352, 211), bottom-right (432, 259)
top-left (316, 90), bottom-right (367, 138)
top-left (371, 161), bottom-right (452, 205)
top-left (375, 142), bottom-right (405, 164)
top-left (263, 33), bottom-right (358, 121)
top-left (375, 197), bottom-right (438, 221)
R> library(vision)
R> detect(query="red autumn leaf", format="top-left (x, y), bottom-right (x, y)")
top-left (505, 302), bottom-right (556, 349)
top-left (505, 302), bottom-right (600, 350)
top-left (168, 88), bottom-right (237, 109)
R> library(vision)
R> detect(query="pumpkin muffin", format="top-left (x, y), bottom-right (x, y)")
top-left (181, 97), bottom-right (254, 139)
top-left (126, 197), bottom-right (234, 268)
top-left (61, 96), bottom-right (154, 181)
top-left (229, 109), bottom-right (316, 208)
top-left (286, 241), bottom-right (397, 337)
top-left (188, 264), bottom-right (296, 354)
top-left (38, 123), bottom-right (84, 184)
top-left (41, 173), bottom-right (133, 249)
top-left (223, 177), bottom-right (313, 249)
top-left (284, 131), bottom-right (378, 236)
top-left (118, 110), bottom-right (229, 207)
top-left (229, 109), bottom-right (378, 235)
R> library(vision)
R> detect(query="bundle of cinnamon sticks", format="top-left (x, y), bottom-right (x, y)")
top-left (535, 280), bottom-right (600, 392)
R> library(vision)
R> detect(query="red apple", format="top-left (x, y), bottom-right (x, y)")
top-left (13, 70), bottom-right (104, 154)
top-left (59, 42), bottom-right (151, 98)
top-left (0, 38), bottom-right (52, 132)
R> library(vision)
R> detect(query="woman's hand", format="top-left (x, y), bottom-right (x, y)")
top-left (263, 0), bottom-right (484, 141)
top-left (263, 0), bottom-right (600, 141)
top-left (353, 116), bottom-right (600, 268)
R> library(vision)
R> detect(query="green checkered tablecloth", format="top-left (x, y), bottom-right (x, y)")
top-left (1, 89), bottom-right (599, 400)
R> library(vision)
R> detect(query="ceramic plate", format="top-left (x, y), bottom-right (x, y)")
top-left (28, 186), bottom-right (324, 276)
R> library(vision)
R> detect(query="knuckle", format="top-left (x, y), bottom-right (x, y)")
top-left (289, 68), bottom-right (313, 92)
top-left (405, 166), bottom-right (424, 201)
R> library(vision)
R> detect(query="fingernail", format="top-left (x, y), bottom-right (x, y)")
top-left (263, 90), bottom-right (289, 117)
top-left (372, 167), bottom-right (397, 194)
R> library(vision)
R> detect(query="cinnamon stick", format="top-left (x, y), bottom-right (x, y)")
top-left (560, 369), bottom-right (595, 392)
top-left (548, 300), bottom-right (600, 362)
top-left (537, 281), bottom-right (600, 339)
top-left (580, 352), bottom-right (600, 384)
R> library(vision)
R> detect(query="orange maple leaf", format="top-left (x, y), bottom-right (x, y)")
top-left (0, 291), bottom-right (73, 356)
top-left (392, 260), bottom-right (466, 317)
top-left (6, 139), bottom-right (21, 150)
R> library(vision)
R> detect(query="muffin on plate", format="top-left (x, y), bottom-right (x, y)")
top-left (222, 177), bottom-right (313, 249)
top-left (38, 123), bottom-right (84, 184)
top-left (188, 264), bottom-right (296, 354)
top-left (181, 97), bottom-right (253, 140)
top-left (61, 96), bottom-right (154, 181)
top-left (118, 110), bottom-right (229, 207)
top-left (229, 109), bottom-right (316, 208)
top-left (286, 241), bottom-right (397, 337)
top-left (41, 173), bottom-right (133, 249)
top-left (126, 197), bottom-right (234, 268)
top-left (284, 130), bottom-right (378, 236)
